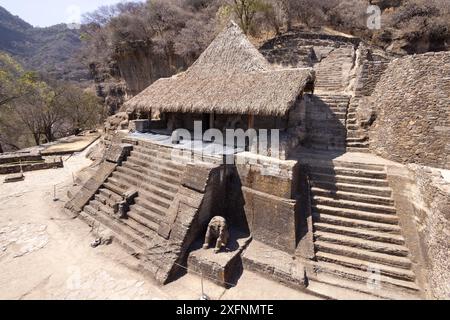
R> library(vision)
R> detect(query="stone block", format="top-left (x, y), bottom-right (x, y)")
top-left (105, 143), bottom-right (133, 165)
top-left (242, 240), bottom-right (306, 290)
top-left (242, 187), bottom-right (299, 254)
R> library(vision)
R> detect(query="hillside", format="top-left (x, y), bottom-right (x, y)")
top-left (0, 6), bottom-right (88, 81)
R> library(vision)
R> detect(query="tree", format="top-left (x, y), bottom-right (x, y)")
top-left (222, 0), bottom-right (272, 35)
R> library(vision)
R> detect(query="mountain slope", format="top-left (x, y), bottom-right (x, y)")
top-left (0, 6), bottom-right (88, 81)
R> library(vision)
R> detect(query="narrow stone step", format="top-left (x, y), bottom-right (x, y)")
top-left (314, 261), bottom-right (420, 294)
top-left (347, 137), bottom-right (368, 143)
top-left (332, 162), bottom-right (385, 172)
top-left (347, 142), bottom-right (369, 148)
top-left (347, 147), bottom-right (370, 153)
top-left (103, 181), bottom-right (126, 196)
top-left (314, 231), bottom-right (409, 256)
top-left (316, 252), bottom-right (415, 282)
top-left (310, 172), bottom-right (389, 187)
top-left (314, 223), bottom-right (404, 245)
top-left (311, 187), bottom-right (394, 206)
top-left (313, 205), bottom-right (399, 224)
top-left (133, 145), bottom-right (188, 164)
top-left (314, 241), bottom-right (412, 269)
top-left (313, 196), bottom-right (396, 215)
top-left (317, 214), bottom-right (401, 234)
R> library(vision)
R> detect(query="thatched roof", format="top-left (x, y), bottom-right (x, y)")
top-left (125, 21), bottom-right (315, 116)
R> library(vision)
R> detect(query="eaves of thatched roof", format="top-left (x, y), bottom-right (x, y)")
top-left (125, 21), bottom-right (315, 117)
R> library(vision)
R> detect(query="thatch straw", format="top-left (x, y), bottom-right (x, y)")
top-left (125, 21), bottom-right (315, 116)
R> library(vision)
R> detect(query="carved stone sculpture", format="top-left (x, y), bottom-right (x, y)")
top-left (203, 216), bottom-right (229, 254)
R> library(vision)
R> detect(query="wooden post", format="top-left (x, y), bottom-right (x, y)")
top-left (209, 113), bottom-right (215, 129)
top-left (248, 114), bottom-right (254, 129)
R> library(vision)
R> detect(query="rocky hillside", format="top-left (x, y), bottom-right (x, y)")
top-left (0, 6), bottom-right (88, 81)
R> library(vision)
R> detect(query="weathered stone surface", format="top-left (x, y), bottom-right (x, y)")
top-left (242, 240), bottom-right (306, 290)
top-left (3, 172), bottom-right (25, 183)
top-left (242, 187), bottom-right (299, 254)
top-left (188, 230), bottom-right (251, 287)
top-left (65, 162), bottom-right (117, 215)
top-left (389, 164), bottom-right (450, 299)
top-left (104, 143), bottom-right (133, 165)
top-left (368, 52), bottom-right (450, 170)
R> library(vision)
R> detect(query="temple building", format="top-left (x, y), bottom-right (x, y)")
top-left (124, 21), bottom-right (315, 159)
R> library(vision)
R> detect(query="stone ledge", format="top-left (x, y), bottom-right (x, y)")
top-left (242, 240), bottom-right (306, 290)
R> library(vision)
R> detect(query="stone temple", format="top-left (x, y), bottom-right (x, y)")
top-left (66, 22), bottom-right (450, 299)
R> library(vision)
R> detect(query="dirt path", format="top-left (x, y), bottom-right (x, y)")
top-left (0, 146), bottom-right (319, 300)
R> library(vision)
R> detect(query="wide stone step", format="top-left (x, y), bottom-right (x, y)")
top-left (95, 193), bottom-right (116, 208)
top-left (130, 203), bottom-right (163, 225)
top-left (116, 165), bottom-right (179, 186)
top-left (316, 252), bottom-right (415, 282)
top-left (314, 241), bottom-right (412, 269)
top-left (127, 150), bottom-right (185, 172)
top-left (103, 177), bottom-right (172, 209)
top-left (310, 172), bottom-right (389, 187)
top-left (313, 196), bottom-right (396, 215)
top-left (127, 206), bottom-right (160, 232)
top-left (104, 178), bottom-right (175, 206)
top-left (311, 187), bottom-right (394, 206)
top-left (313, 205), bottom-right (399, 224)
top-left (134, 197), bottom-right (167, 217)
top-left (317, 214), bottom-right (401, 234)
top-left (310, 181), bottom-right (392, 197)
top-left (99, 188), bottom-right (122, 202)
top-left (112, 170), bottom-right (178, 194)
top-left (314, 261), bottom-right (420, 294)
top-left (83, 204), bottom-right (158, 249)
top-left (314, 231), bottom-right (409, 257)
top-left (133, 145), bottom-right (189, 165)
top-left (310, 166), bottom-right (387, 179)
top-left (90, 199), bottom-right (115, 215)
top-left (79, 210), bottom-right (145, 256)
top-left (314, 223), bottom-right (404, 245)
top-left (125, 155), bottom-right (183, 177)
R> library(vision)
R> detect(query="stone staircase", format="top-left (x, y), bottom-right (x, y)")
top-left (304, 94), bottom-right (350, 152)
top-left (346, 98), bottom-right (370, 153)
top-left (80, 142), bottom-right (185, 257)
top-left (308, 161), bottom-right (421, 299)
top-left (314, 46), bottom-right (354, 92)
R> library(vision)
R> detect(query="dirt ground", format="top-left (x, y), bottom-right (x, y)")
top-left (0, 144), bottom-right (319, 300)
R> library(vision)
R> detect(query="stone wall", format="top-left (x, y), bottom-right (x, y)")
top-left (368, 52), bottom-right (450, 169)
top-left (392, 165), bottom-right (450, 299)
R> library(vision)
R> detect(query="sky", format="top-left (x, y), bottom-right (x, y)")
top-left (0, 0), bottom-right (145, 27)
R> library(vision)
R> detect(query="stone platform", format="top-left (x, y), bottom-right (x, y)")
top-left (187, 229), bottom-right (251, 288)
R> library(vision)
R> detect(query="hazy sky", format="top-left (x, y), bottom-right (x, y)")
top-left (1, 0), bottom-right (145, 27)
